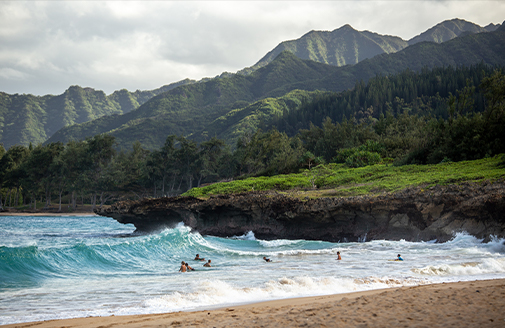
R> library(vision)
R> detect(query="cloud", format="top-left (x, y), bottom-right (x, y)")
top-left (0, 67), bottom-right (30, 80)
top-left (0, 1), bottom-right (503, 96)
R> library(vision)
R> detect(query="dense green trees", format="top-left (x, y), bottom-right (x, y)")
top-left (269, 64), bottom-right (495, 137)
top-left (268, 64), bottom-right (505, 165)
top-left (0, 66), bottom-right (504, 208)
top-left (234, 128), bottom-right (305, 176)
top-left (0, 145), bottom-right (29, 209)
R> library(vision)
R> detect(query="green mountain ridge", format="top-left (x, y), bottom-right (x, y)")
top-left (193, 89), bottom-right (327, 146)
top-left (319, 27), bottom-right (505, 90)
top-left (408, 18), bottom-right (498, 45)
top-left (202, 29), bottom-right (505, 147)
top-left (46, 27), bottom-right (505, 151)
top-left (0, 79), bottom-right (195, 149)
top-left (242, 18), bottom-right (500, 74)
top-left (241, 24), bottom-right (408, 74)
top-left (1, 18), bottom-right (503, 149)
top-left (46, 52), bottom-right (341, 150)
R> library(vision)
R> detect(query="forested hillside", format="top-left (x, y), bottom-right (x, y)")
top-left (270, 64), bottom-right (505, 166)
top-left (1, 64), bottom-right (503, 211)
top-left (318, 27), bottom-right (505, 91)
top-left (198, 89), bottom-right (328, 146)
top-left (43, 28), bottom-right (505, 151)
top-left (46, 52), bottom-right (341, 150)
top-left (268, 63), bottom-right (493, 136)
top-left (1, 19), bottom-right (501, 150)
top-left (0, 79), bottom-right (194, 149)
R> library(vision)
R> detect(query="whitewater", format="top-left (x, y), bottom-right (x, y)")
top-left (1, 215), bottom-right (505, 325)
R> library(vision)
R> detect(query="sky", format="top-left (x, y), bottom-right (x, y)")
top-left (0, 1), bottom-right (504, 96)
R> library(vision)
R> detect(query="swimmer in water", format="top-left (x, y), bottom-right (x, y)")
top-left (397, 254), bottom-right (404, 261)
top-left (203, 259), bottom-right (212, 267)
top-left (337, 251), bottom-right (342, 260)
top-left (185, 262), bottom-right (195, 271)
top-left (194, 254), bottom-right (205, 261)
top-left (179, 261), bottom-right (187, 272)
top-left (263, 256), bottom-right (272, 262)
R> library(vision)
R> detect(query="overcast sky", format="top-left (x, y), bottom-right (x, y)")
top-left (0, 1), bottom-right (503, 96)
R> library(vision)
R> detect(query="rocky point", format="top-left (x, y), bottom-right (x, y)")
top-left (95, 181), bottom-right (505, 242)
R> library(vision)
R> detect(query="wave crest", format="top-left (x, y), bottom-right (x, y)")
top-left (412, 258), bottom-right (505, 276)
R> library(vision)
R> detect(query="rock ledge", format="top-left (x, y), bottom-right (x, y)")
top-left (95, 182), bottom-right (505, 242)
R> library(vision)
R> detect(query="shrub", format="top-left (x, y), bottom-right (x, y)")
top-left (333, 141), bottom-right (384, 168)
top-left (345, 150), bottom-right (382, 168)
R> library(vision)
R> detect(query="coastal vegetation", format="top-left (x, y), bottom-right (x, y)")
top-left (0, 21), bottom-right (504, 211)
top-left (182, 155), bottom-right (505, 198)
top-left (0, 65), bottom-right (503, 211)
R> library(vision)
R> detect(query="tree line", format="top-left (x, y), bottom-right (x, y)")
top-left (0, 65), bottom-right (503, 210)
top-left (269, 63), bottom-right (494, 136)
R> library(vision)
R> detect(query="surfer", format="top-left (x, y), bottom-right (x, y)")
top-left (203, 259), bottom-right (212, 267)
top-left (185, 262), bottom-right (195, 271)
top-left (263, 256), bottom-right (272, 262)
top-left (337, 251), bottom-right (342, 260)
top-left (397, 254), bottom-right (404, 261)
top-left (179, 261), bottom-right (187, 272)
top-left (194, 254), bottom-right (205, 261)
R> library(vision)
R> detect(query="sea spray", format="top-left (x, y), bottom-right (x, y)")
top-left (1, 216), bottom-right (505, 325)
top-left (412, 258), bottom-right (505, 276)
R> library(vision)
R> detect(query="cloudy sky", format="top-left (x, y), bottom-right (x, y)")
top-left (1, 1), bottom-right (503, 96)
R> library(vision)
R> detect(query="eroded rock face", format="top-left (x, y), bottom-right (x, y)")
top-left (95, 182), bottom-right (505, 242)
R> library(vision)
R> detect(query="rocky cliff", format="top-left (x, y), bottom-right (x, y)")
top-left (95, 181), bottom-right (505, 242)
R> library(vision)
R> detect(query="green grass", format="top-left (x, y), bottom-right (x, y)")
top-left (183, 155), bottom-right (505, 198)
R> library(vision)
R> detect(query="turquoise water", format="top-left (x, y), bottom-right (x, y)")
top-left (1, 215), bottom-right (505, 325)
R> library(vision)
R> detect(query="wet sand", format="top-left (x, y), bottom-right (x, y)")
top-left (2, 279), bottom-right (504, 328)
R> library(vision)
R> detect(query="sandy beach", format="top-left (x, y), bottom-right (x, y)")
top-left (2, 279), bottom-right (504, 328)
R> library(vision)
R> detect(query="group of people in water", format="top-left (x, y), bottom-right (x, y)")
top-left (179, 252), bottom-right (403, 271)
top-left (179, 254), bottom-right (212, 272)
top-left (335, 251), bottom-right (403, 261)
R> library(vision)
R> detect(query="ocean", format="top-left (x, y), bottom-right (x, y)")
top-left (1, 214), bottom-right (505, 325)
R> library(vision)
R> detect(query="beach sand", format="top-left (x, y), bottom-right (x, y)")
top-left (2, 279), bottom-right (504, 328)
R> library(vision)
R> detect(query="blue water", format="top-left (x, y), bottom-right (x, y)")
top-left (1, 215), bottom-right (505, 325)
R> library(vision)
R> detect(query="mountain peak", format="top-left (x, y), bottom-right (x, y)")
top-left (408, 18), bottom-right (490, 45)
top-left (497, 21), bottom-right (505, 32)
top-left (339, 24), bottom-right (355, 30)
top-left (249, 23), bottom-right (407, 72)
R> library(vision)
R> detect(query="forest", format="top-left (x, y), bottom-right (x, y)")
top-left (0, 65), bottom-right (503, 211)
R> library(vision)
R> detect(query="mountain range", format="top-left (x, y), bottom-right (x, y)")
top-left (240, 18), bottom-right (500, 72)
top-left (0, 79), bottom-right (195, 149)
top-left (0, 18), bottom-right (503, 150)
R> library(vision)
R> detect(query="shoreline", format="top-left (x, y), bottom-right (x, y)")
top-left (0, 212), bottom-right (96, 216)
top-left (2, 279), bottom-right (504, 327)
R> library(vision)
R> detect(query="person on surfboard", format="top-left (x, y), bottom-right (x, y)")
top-left (263, 256), bottom-right (272, 262)
top-left (185, 262), bottom-right (195, 271)
top-left (194, 254), bottom-right (205, 261)
top-left (396, 254), bottom-right (404, 261)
